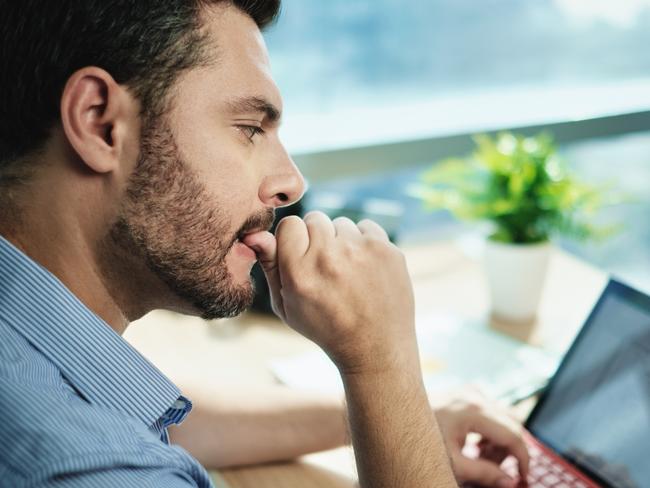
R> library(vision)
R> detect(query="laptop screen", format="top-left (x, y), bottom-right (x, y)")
top-left (526, 280), bottom-right (650, 488)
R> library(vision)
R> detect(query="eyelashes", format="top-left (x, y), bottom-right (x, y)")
top-left (236, 125), bottom-right (265, 143)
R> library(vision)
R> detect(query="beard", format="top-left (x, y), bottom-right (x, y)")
top-left (107, 115), bottom-right (274, 320)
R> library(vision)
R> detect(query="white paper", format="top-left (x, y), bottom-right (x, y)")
top-left (270, 313), bottom-right (561, 403)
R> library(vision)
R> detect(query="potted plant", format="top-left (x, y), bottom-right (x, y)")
top-left (411, 132), bottom-right (612, 323)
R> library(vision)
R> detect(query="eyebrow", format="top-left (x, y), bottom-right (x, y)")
top-left (225, 96), bottom-right (282, 125)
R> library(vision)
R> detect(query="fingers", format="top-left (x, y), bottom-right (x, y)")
top-left (242, 231), bottom-right (284, 317)
top-left (303, 211), bottom-right (335, 252)
top-left (274, 215), bottom-right (310, 287)
top-left (272, 213), bottom-right (391, 300)
top-left (435, 392), bottom-right (529, 485)
top-left (332, 216), bottom-right (361, 239)
top-left (334, 217), bottom-right (389, 242)
top-left (275, 215), bottom-right (310, 258)
top-left (304, 213), bottom-right (389, 253)
top-left (472, 414), bottom-right (529, 480)
top-left (301, 213), bottom-right (388, 246)
top-left (478, 439), bottom-right (510, 465)
top-left (243, 231), bottom-right (277, 272)
top-left (453, 456), bottom-right (518, 488)
top-left (357, 219), bottom-right (390, 242)
top-left (276, 212), bottom-right (382, 270)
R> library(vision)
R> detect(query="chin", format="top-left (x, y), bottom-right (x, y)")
top-left (232, 268), bottom-right (256, 288)
top-left (157, 267), bottom-right (256, 321)
top-left (225, 248), bottom-right (258, 283)
top-left (200, 274), bottom-right (256, 320)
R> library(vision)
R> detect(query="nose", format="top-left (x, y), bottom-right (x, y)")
top-left (259, 147), bottom-right (306, 208)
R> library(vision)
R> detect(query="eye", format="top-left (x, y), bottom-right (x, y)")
top-left (236, 125), bottom-right (265, 143)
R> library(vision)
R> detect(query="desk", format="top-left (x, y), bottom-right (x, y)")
top-left (124, 241), bottom-right (607, 488)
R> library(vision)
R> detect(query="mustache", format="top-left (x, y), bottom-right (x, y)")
top-left (234, 208), bottom-right (276, 244)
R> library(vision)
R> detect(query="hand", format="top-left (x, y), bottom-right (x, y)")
top-left (243, 212), bottom-right (418, 375)
top-left (432, 390), bottom-right (529, 488)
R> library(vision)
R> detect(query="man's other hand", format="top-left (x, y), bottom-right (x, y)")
top-left (432, 390), bottom-right (530, 488)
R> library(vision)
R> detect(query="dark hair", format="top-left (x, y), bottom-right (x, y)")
top-left (0, 0), bottom-right (280, 176)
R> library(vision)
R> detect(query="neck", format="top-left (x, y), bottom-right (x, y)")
top-left (0, 175), bottom-right (161, 334)
top-left (0, 213), bottom-right (135, 335)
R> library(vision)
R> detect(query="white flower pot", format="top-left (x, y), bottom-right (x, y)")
top-left (484, 240), bottom-right (552, 323)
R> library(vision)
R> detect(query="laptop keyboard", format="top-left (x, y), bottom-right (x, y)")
top-left (463, 434), bottom-right (599, 488)
top-left (500, 442), bottom-right (591, 488)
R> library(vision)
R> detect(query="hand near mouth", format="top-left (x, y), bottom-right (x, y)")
top-left (242, 229), bottom-right (282, 315)
top-left (242, 212), bottom-right (415, 376)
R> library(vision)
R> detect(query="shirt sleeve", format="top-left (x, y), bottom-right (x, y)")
top-left (44, 467), bottom-right (202, 488)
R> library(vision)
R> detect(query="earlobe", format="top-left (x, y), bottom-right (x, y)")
top-left (60, 67), bottom-right (129, 175)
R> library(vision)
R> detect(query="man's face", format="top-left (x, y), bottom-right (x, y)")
top-left (109, 5), bottom-right (304, 319)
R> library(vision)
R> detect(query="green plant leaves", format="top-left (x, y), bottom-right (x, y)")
top-left (413, 132), bottom-right (617, 244)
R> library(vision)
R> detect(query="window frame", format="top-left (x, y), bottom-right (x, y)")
top-left (293, 110), bottom-right (650, 182)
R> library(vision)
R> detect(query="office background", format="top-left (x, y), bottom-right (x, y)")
top-left (261, 0), bottom-right (650, 293)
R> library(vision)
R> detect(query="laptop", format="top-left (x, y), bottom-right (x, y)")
top-left (466, 278), bottom-right (650, 488)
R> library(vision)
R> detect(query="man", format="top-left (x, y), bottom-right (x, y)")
top-left (0, 1), bottom-right (528, 487)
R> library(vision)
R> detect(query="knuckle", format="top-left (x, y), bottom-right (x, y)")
top-left (280, 214), bottom-right (302, 225)
top-left (364, 234), bottom-right (383, 249)
top-left (511, 425), bottom-right (526, 443)
top-left (363, 234), bottom-right (391, 256)
top-left (358, 217), bottom-right (376, 227)
top-left (381, 241), bottom-right (404, 259)
top-left (276, 215), bottom-right (301, 233)
top-left (306, 213), bottom-right (335, 236)
top-left (316, 250), bottom-right (343, 278)
top-left (509, 420), bottom-right (524, 434)
top-left (339, 239), bottom-right (358, 259)
top-left (332, 216), bottom-right (353, 225)
top-left (304, 210), bottom-right (329, 223)
top-left (393, 245), bottom-right (407, 261)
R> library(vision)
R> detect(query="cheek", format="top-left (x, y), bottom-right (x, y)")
top-left (172, 121), bottom-right (262, 214)
top-left (194, 151), bottom-right (261, 208)
top-left (200, 169), bottom-right (262, 225)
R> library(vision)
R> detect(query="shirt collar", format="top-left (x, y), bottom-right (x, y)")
top-left (0, 235), bottom-right (185, 428)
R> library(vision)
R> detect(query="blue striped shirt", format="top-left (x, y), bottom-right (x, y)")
top-left (0, 236), bottom-right (214, 487)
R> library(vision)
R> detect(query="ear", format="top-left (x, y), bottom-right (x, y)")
top-left (60, 67), bottom-right (139, 175)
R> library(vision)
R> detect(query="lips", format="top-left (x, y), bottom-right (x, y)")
top-left (237, 228), bottom-right (263, 242)
top-left (236, 227), bottom-right (269, 245)
top-left (233, 239), bottom-right (257, 259)
top-left (235, 224), bottom-right (275, 262)
top-left (236, 215), bottom-right (275, 242)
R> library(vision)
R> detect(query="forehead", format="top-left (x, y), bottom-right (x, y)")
top-left (193, 4), bottom-right (282, 110)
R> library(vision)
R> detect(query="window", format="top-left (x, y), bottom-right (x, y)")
top-left (265, 0), bottom-right (650, 153)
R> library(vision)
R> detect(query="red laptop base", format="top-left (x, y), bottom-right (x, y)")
top-left (463, 430), bottom-right (600, 487)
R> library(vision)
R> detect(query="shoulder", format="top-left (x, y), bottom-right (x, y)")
top-left (0, 326), bottom-right (210, 487)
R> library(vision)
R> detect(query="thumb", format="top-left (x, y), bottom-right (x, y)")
top-left (454, 456), bottom-right (517, 488)
top-left (242, 231), bottom-right (284, 318)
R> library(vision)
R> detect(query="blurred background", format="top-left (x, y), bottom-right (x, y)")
top-left (125, 5), bottom-right (650, 465)
top-left (260, 0), bottom-right (650, 293)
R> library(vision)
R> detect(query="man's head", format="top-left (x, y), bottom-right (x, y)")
top-left (0, 1), bottom-right (305, 322)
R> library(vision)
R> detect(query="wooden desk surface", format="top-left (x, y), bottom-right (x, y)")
top-left (124, 240), bottom-right (607, 488)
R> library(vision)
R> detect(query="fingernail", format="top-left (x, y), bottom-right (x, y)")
top-left (496, 478), bottom-right (516, 488)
